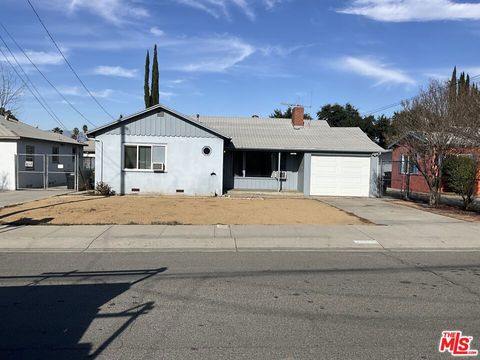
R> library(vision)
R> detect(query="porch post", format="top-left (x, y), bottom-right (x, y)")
top-left (277, 152), bottom-right (281, 192)
top-left (242, 151), bottom-right (246, 178)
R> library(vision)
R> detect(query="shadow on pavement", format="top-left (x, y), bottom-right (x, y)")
top-left (0, 268), bottom-right (166, 359)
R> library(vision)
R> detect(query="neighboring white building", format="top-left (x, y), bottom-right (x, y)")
top-left (88, 104), bottom-right (385, 197)
top-left (0, 114), bottom-right (84, 191)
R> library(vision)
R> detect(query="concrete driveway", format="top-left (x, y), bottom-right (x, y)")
top-left (317, 197), bottom-right (464, 225)
top-left (0, 190), bottom-right (70, 208)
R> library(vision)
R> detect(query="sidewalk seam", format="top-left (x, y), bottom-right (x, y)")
top-left (83, 225), bottom-right (113, 252)
top-left (233, 237), bottom-right (238, 252)
top-left (353, 225), bottom-right (387, 251)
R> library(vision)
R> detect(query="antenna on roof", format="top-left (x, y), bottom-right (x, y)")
top-left (280, 102), bottom-right (312, 109)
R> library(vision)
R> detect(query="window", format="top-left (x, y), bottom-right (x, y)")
top-left (400, 154), bottom-right (419, 175)
top-left (202, 146), bottom-right (211, 156)
top-left (52, 146), bottom-right (59, 163)
top-left (138, 146), bottom-right (151, 169)
top-left (123, 144), bottom-right (166, 170)
top-left (72, 147), bottom-right (77, 163)
top-left (124, 146), bottom-right (137, 169)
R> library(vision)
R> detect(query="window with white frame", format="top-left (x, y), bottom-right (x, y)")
top-left (123, 144), bottom-right (166, 170)
top-left (400, 154), bottom-right (419, 175)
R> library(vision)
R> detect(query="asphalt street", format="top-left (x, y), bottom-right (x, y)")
top-left (0, 251), bottom-right (479, 359)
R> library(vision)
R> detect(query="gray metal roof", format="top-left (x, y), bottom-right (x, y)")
top-left (198, 116), bottom-right (384, 153)
top-left (0, 115), bottom-right (82, 145)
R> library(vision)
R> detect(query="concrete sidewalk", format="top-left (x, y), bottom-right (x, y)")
top-left (0, 190), bottom-right (71, 208)
top-left (0, 223), bottom-right (479, 252)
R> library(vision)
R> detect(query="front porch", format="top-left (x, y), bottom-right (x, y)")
top-left (223, 150), bottom-right (305, 193)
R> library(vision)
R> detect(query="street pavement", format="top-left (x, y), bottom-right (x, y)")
top-left (0, 251), bottom-right (478, 359)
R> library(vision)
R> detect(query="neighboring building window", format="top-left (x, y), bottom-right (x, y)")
top-left (25, 145), bottom-right (35, 170)
top-left (52, 146), bottom-right (59, 163)
top-left (400, 154), bottom-right (419, 175)
top-left (124, 144), bottom-right (166, 170)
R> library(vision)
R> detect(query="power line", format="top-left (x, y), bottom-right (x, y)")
top-left (0, 46), bottom-right (67, 130)
top-left (364, 73), bottom-right (480, 116)
top-left (26, 0), bottom-right (115, 121)
top-left (0, 33), bottom-right (66, 129)
top-left (0, 23), bottom-right (97, 128)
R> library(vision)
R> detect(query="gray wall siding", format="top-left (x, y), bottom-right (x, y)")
top-left (303, 153), bottom-right (312, 196)
top-left (370, 155), bottom-right (380, 197)
top-left (233, 177), bottom-right (278, 190)
top-left (103, 112), bottom-right (216, 138)
top-left (297, 155), bottom-right (305, 193)
top-left (95, 134), bottom-right (224, 196)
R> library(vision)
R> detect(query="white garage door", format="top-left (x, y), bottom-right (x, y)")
top-left (310, 155), bottom-right (371, 197)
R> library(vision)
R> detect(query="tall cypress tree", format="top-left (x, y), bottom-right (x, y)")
top-left (144, 50), bottom-right (151, 108)
top-left (150, 44), bottom-right (159, 106)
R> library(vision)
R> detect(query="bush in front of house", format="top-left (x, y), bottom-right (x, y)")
top-left (443, 156), bottom-right (478, 210)
top-left (95, 181), bottom-right (116, 196)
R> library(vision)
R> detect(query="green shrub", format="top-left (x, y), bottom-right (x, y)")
top-left (95, 181), bottom-right (115, 196)
top-left (443, 156), bottom-right (478, 210)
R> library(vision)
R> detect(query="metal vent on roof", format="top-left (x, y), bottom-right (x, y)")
top-left (157, 112), bottom-right (165, 117)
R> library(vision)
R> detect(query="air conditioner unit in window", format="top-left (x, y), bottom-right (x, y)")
top-left (153, 162), bottom-right (165, 172)
top-left (273, 171), bottom-right (287, 180)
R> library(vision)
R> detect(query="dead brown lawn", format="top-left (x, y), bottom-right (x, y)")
top-left (0, 195), bottom-right (364, 225)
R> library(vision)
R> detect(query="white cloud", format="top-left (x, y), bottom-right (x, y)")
top-left (264, 0), bottom-right (283, 10)
top-left (94, 65), bottom-right (138, 78)
top-left (174, 0), bottom-right (285, 20)
top-left (92, 89), bottom-right (114, 98)
top-left (43, 0), bottom-right (149, 24)
top-left (172, 36), bottom-right (255, 72)
top-left (338, 0), bottom-right (480, 22)
top-left (150, 27), bottom-right (165, 37)
top-left (59, 86), bottom-right (113, 98)
top-left (334, 56), bottom-right (416, 86)
top-left (0, 50), bottom-right (63, 66)
top-left (160, 91), bottom-right (176, 100)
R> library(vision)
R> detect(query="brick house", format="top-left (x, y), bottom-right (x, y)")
top-left (390, 143), bottom-right (480, 196)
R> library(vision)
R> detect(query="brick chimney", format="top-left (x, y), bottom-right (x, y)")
top-left (291, 106), bottom-right (304, 127)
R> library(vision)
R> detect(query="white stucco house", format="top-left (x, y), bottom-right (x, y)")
top-left (0, 114), bottom-right (84, 191)
top-left (87, 104), bottom-right (384, 197)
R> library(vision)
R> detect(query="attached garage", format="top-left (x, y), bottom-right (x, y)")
top-left (310, 154), bottom-right (371, 197)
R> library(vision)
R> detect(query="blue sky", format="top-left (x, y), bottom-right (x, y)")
top-left (2, 0), bottom-right (480, 131)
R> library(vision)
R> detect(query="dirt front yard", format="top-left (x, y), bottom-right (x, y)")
top-left (0, 195), bottom-right (365, 225)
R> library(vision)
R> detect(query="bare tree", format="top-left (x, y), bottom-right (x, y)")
top-left (394, 79), bottom-right (480, 207)
top-left (0, 63), bottom-right (23, 114)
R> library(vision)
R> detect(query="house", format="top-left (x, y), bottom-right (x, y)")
top-left (0, 114), bottom-right (84, 191)
top-left (82, 139), bottom-right (95, 170)
top-left (390, 142), bottom-right (480, 196)
top-left (87, 104), bottom-right (384, 197)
